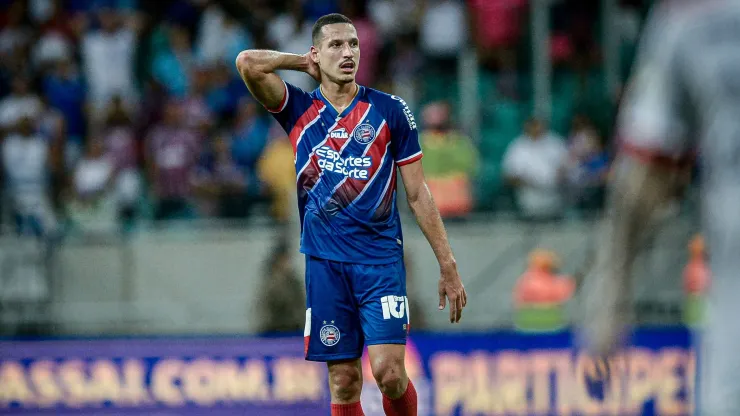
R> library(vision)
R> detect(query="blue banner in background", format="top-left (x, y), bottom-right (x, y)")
top-left (0, 329), bottom-right (695, 415)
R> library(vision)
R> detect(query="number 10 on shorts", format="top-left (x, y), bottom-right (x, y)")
top-left (381, 295), bottom-right (408, 320)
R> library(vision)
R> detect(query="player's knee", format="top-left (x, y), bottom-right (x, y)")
top-left (372, 355), bottom-right (406, 398)
top-left (328, 363), bottom-right (362, 402)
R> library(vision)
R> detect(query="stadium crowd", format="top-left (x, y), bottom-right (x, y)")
top-left (0, 0), bottom-right (650, 237)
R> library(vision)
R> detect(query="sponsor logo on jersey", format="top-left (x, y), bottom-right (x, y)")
top-left (352, 123), bottom-right (376, 144)
top-left (320, 323), bottom-right (340, 346)
top-left (391, 95), bottom-right (417, 130)
top-left (330, 128), bottom-right (349, 139)
top-left (316, 146), bottom-right (372, 180)
top-left (381, 295), bottom-right (407, 320)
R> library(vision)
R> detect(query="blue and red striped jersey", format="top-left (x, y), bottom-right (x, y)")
top-left (268, 81), bottom-right (423, 264)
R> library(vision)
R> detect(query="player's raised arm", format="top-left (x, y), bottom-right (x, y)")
top-left (234, 50), bottom-right (320, 111)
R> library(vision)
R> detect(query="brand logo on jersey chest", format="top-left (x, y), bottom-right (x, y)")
top-left (330, 128), bottom-right (349, 139)
top-left (352, 123), bottom-right (376, 144)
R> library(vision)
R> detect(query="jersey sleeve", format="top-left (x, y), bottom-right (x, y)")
top-left (616, 5), bottom-right (694, 164)
top-left (265, 80), bottom-right (315, 133)
top-left (388, 95), bottom-right (423, 166)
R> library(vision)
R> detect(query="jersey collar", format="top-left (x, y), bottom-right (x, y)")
top-left (318, 84), bottom-right (363, 119)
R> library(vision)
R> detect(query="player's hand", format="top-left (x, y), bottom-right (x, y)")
top-left (438, 263), bottom-right (467, 323)
top-left (303, 52), bottom-right (321, 82)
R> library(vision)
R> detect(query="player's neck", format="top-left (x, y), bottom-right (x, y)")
top-left (320, 82), bottom-right (359, 113)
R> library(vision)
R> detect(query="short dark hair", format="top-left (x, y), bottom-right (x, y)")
top-left (312, 13), bottom-right (354, 46)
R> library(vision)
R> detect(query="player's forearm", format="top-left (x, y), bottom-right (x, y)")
top-left (407, 182), bottom-right (456, 271)
top-left (235, 50), bottom-right (310, 80)
top-left (600, 155), bottom-right (682, 277)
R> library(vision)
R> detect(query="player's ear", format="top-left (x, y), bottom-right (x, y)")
top-left (309, 45), bottom-right (320, 64)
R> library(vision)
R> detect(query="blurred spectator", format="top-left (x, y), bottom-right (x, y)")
top-left (135, 77), bottom-right (167, 138)
top-left (191, 132), bottom-right (249, 219)
top-left (419, 0), bottom-right (466, 70)
top-left (564, 116), bottom-right (609, 211)
top-left (32, 29), bottom-right (73, 71)
top-left (503, 118), bottom-right (568, 221)
top-left (66, 137), bottom-right (118, 232)
top-left (195, 2), bottom-right (253, 67)
top-left (29, 0), bottom-right (58, 25)
top-left (495, 48), bottom-right (521, 100)
top-left (37, 0), bottom-right (77, 39)
top-left (103, 95), bottom-right (140, 223)
top-left (0, 75), bottom-right (42, 132)
top-left (267, 0), bottom-right (316, 92)
top-left (257, 124), bottom-right (296, 223)
top-left (302, 0), bottom-right (341, 22)
top-left (145, 100), bottom-right (200, 221)
top-left (419, 101), bottom-right (478, 219)
top-left (566, 114), bottom-right (591, 157)
top-left (467, 0), bottom-right (526, 65)
top-left (341, 0), bottom-right (379, 87)
top-left (151, 23), bottom-right (194, 99)
top-left (37, 94), bottom-right (65, 150)
top-left (42, 58), bottom-right (86, 143)
top-left (257, 237), bottom-right (304, 334)
top-left (81, 6), bottom-right (137, 119)
top-left (205, 62), bottom-right (246, 120)
top-left (2, 116), bottom-right (56, 236)
top-left (181, 65), bottom-right (214, 132)
top-left (231, 97), bottom-right (270, 197)
top-left (368, 0), bottom-right (420, 43)
top-left (388, 31), bottom-right (423, 110)
top-left (0, 0), bottom-right (33, 61)
top-left (37, 95), bottom-right (66, 206)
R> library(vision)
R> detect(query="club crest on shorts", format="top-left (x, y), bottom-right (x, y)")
top-left (352, 123), bottom-right (376, 144)
top-left (320, 323), bottom-right (340, 346)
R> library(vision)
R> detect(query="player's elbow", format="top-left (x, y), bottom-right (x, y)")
top-left (235, 50), bottom-right (263, 79)
top-left (235, 51), bottom-right (252, 74)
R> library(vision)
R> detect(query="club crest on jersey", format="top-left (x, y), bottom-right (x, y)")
top-left (330, 128), bottom-right (349, 139)
top-left (320, 324), bottom-right (340, 346)
top-left (352, 123), bottom-right (376, 144)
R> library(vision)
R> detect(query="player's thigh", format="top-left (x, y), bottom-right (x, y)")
top-left (350, 258), bottom-right (409, 346)
top-left (304, 256), bottom-right (364, 362)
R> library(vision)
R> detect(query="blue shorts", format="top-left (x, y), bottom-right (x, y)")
top-left (303, 255), bottom-right (409, 362)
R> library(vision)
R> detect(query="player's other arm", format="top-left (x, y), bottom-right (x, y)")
top-left (601, 152), bottom-right (686, 274)
top-left (598, 3), bottom-right (694, 291)
top-left (234, 50), bottom-right (320, 111)
top-left (584, 151), bottom-right (687, 355)
top-left (400, 161), bottom-right (467, 323)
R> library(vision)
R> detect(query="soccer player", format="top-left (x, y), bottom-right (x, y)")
top-left (235, 13), bottom-right (466, 416)
top-left (579, 2), bottom-right (740, 415)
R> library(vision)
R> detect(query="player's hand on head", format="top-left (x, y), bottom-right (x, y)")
top-left (438, 264), bottom-right (467, 323)
top-left (304, 52), bottom-right (321, 82)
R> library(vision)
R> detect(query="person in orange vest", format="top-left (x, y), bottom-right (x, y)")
top-left (684, 235), bottom-right (710, 326)
top-left (513, 249), bottom-right (575, 332)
